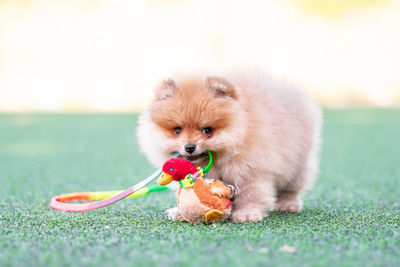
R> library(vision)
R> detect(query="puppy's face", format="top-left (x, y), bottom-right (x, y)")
top-left (148, 76), bottom-right (239, 163)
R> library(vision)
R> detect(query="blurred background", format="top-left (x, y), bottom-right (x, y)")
top-left (0, 0), bottom-right (399, 112)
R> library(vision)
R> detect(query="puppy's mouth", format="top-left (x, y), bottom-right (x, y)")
top-left (181, 152), bottom-right (208, 162)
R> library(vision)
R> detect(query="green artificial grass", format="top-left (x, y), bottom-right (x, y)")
top-left (1, 109), bottom-right (399, 267)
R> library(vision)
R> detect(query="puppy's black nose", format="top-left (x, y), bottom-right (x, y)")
top-left (184, 143), bottom-right (196, 154)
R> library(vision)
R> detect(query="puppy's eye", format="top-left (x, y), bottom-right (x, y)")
top-left (202, 127), bottom-right (212, 136)
top-left (174, 127), bottom-right (182, 135)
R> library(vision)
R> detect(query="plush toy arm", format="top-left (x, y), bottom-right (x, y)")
top-left (210, 181), bottom-right (231, 198)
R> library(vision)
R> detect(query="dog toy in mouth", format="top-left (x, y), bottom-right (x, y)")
top-left (49, 150), bottom-right (236, 225)
top-left (158, 151), bottom-right (237, 224)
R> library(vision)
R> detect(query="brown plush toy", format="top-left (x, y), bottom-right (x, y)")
top-left (157, 157), bottom-right (237, 224)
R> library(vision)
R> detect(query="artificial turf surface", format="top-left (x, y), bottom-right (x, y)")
top-left (0, 109), bottom-right (399, 267)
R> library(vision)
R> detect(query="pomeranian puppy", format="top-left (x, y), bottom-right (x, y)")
top-left (137, 70), bottom-right (322, 222)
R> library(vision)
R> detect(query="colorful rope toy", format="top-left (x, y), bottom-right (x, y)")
top-left (49, 153), bottom-right (179, 212)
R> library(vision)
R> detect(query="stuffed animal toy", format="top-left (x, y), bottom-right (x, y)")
top-left (157, 156), bottom-right (237, 224)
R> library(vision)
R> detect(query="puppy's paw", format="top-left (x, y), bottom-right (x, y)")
top-left (275, 200), bottom-right (302, 213)
top-left (231, 208), bottom-right (266, 223)
top-left (165, 207), bottom-right (183, 221)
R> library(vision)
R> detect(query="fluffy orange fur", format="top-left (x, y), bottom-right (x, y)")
top-left (137, 70), bottom-right (322, 222)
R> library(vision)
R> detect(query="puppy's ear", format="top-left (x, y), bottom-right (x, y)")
top-left (154, 79), bottom-right (177, 100)
top-left (206, 76), bottom-right (237, 99)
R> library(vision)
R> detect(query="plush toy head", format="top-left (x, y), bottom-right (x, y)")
top-left (158, 158), bottom-right (198, 185)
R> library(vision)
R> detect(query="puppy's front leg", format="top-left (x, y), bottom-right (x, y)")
top-left (231, 179), bottom-right (276, 223)
top-left (165, 207), bottom-right (184, 221)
